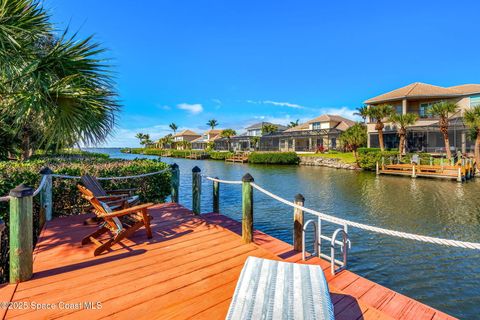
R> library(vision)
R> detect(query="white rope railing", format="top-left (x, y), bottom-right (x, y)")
top-left (248, 182), bottom-right (480, 250)
top-left (0, 196), bottom-right (10, 202)
top-left (204, 176), bottom-right (243, 185)
top-left (32, 175), bottom-right (48, 197)
top-left (52, 167), bottom-right (171, 180)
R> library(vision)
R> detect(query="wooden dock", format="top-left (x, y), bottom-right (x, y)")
top-left (225, 152), bottom-right (249, 163)
top-left (0, 203), bottom-right (456, 319)
top-left (377, 162), bottom-right (475, 182)
top-left (185, 152), bottom-right (209, 160)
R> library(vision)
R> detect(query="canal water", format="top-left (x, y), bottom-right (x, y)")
top-left (90, 148), bottom-right (480, 318)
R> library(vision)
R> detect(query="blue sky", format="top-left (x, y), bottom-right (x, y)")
top-left (46, 0), bottom-right (480, 147)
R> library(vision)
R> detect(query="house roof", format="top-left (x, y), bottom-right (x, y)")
top-left (173, 129), bottom-right (200, 137)
top-left (285, 114), bottom-right (355, 132)
top-left (364, 82), bottom-right (480, 104)
top-left (448, 84), bottom-right (480, 95)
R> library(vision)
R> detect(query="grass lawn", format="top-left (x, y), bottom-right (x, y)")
top-left (299, 152), bottom-right (357, 164)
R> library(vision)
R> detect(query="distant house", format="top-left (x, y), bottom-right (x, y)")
top-left (172, 130), bottom-right (201, 150)
top-left (260, 115), bottom-right (355, 152)
top-left (218, 122), bottom-right (287, 151)
top-left (364, 82), bottom-right (480, 153)
top-left (191, 129), bottom-right (223, 150)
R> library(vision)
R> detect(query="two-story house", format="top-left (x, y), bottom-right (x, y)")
top-left (260, 115), bottom-right (355, 152)
top-left (171, 130), bottom-right (201, 150)
top-left (191, 129), bottom-right (223, 150)
top-left (365, 82), bottom-right (480, 153)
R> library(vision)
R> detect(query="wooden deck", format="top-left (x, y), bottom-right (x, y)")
top-left (0, 203), bottom-right (456, 319)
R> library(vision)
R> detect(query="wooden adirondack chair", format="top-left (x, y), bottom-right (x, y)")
top-left (77, 185), bottom-right (154, 256)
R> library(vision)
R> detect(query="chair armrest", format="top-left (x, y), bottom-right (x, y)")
top-left (106, 188), bottom-right (138, 195)
top-left (96, 195), bottom-right (128, 201)
top-left (98, 203), bottom-right (154, 218)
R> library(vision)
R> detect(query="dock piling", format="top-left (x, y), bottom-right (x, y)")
top-left (39, 167), bottom-right (53, 225)
top-left (170, 163), bottom-right (179, 203)
top-left (192, 166), bottom-right (201, 215)
top-left (242, 173), bottom-right (254, 243)
top-left (293, 194), bottom-right (305, 251)
top-left (213, 177), bottom-right (220, 213)
top-left (9, 184), bottom-right (34, 283)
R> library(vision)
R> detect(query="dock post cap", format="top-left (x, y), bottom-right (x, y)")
top-left (192, 166), bottom-right (201, 173)
top-left (170, 163), bottom-right (179, 169)
top-left (9, 184), bottom-right (34, 197)
top-left (39, 167), bottom-right (53, 175)
top-left (294, 193), bottom-right (305, 202)
top-left (242, 173), bottom-right (254, 182)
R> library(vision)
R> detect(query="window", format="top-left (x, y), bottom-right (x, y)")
top-left (471, 95), bottom-right (480, 107)
top-left (312, 122), bottom-right (329, 130)
top-left (419, 102), bottom-right (437, 118)
top-left (395, 105), bottom-right (403, 114)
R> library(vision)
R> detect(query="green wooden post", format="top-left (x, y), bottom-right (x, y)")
top-left (9, 184), bottom-right (34, 283)
top-left (213, 177), bottom-right (220, 213)
top-left (293, 194), bottom-right (305, 251)
top-left (192, 166), bottom-right (201, 215)
top-left (170, 163), bottom-right (179, 203)
top-left (39, 167), bottom-right (53, 227)
top-left (242, 173), bottom-right (254, 244)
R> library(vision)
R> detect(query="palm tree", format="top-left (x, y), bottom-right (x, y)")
top-left (169, 123), bottom-right (178, 135)
top-left (287, 120), bottom-right (299, 128)
top-left (136, 133), bottom-right (146, 145)
top-left (354, 106), bottom-right (369, 123)
top-left (0, 0), bottom-right (119, 159)
top-left (221, 129), bottom-right (237, 151)
top-left (206, 119), bottom-right (218, 130)
top-left (464, 105), bottom-right (480, 169)
top-left (389, 113), bottom-right (418, 158)
top-left (366, 104), bottom-right (394, 152)
top-left (428, 102), bottom-right (459, 159)
top-left (261, 123), bottom-right (278, 135)
top-left (249, 136), bottom-right (260, 151)
top-left (340, 123), bottom-right (367, 165)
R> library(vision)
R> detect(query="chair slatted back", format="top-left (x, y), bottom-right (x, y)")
top-left (81, 175), bottom-right (108, 197)
top-left (77, 185), bottom-right (121, 232)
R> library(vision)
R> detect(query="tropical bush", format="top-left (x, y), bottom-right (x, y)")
top-left (209, 151), bottom-right (234, 160)
top-left (0, 158), bottom-right (171, 221)
top-left (357, 149), bottom-right (432, 170)
top-left (248, 152), bottom-right (300, 165)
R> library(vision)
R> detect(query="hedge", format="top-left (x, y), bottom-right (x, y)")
top-left (208, 151), bottom-right (233, 160)
top-left (248, 152), bottom-right (300, 165)
top-left (357, 149), bottom-right (433, 170)
top-left (0, 157), bottom-right (171, 283)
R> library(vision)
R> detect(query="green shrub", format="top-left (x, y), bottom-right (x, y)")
top-left (209, 151), bottom-right (233, 160)
top-left (0, 158), bottom-right (171, 220)
top-left (248, 152), bottom-right (299, 165)
top-left (358, 150), bottom-right (399, 170)
top-left (357, 147), bottom-right (381, 154)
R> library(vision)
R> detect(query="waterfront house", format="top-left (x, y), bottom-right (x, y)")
top-left (191, 129), bottom-right (223, 150)
top-left (216, 122), bottom-right (287, 151)
top-left (259, 114), bottom-right (355, 152)
top-left (172, 130), bottom-right (201, 150)
top-left (365, 82), bottom-right (480, 153)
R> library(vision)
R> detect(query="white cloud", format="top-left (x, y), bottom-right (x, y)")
top-left (177, 103), bottom-right (203, 114)
top-left (247, 100), bottom-right (306, 109)
top-left (321, 106), bottom-right (357, 119)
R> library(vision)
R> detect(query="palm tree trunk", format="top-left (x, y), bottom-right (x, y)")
top-left (475, 132), bottom-right (480, 170)
top-left (378, 130), bottom-right (385, 152)
top-left (443, 132), bottom-right (452, 159)
top-left (21, 130), bottom-right (31, 161)
top-left (398, 135), bottom-right (405, 159)
top-left (353, 149), bottom-right (359, 166)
